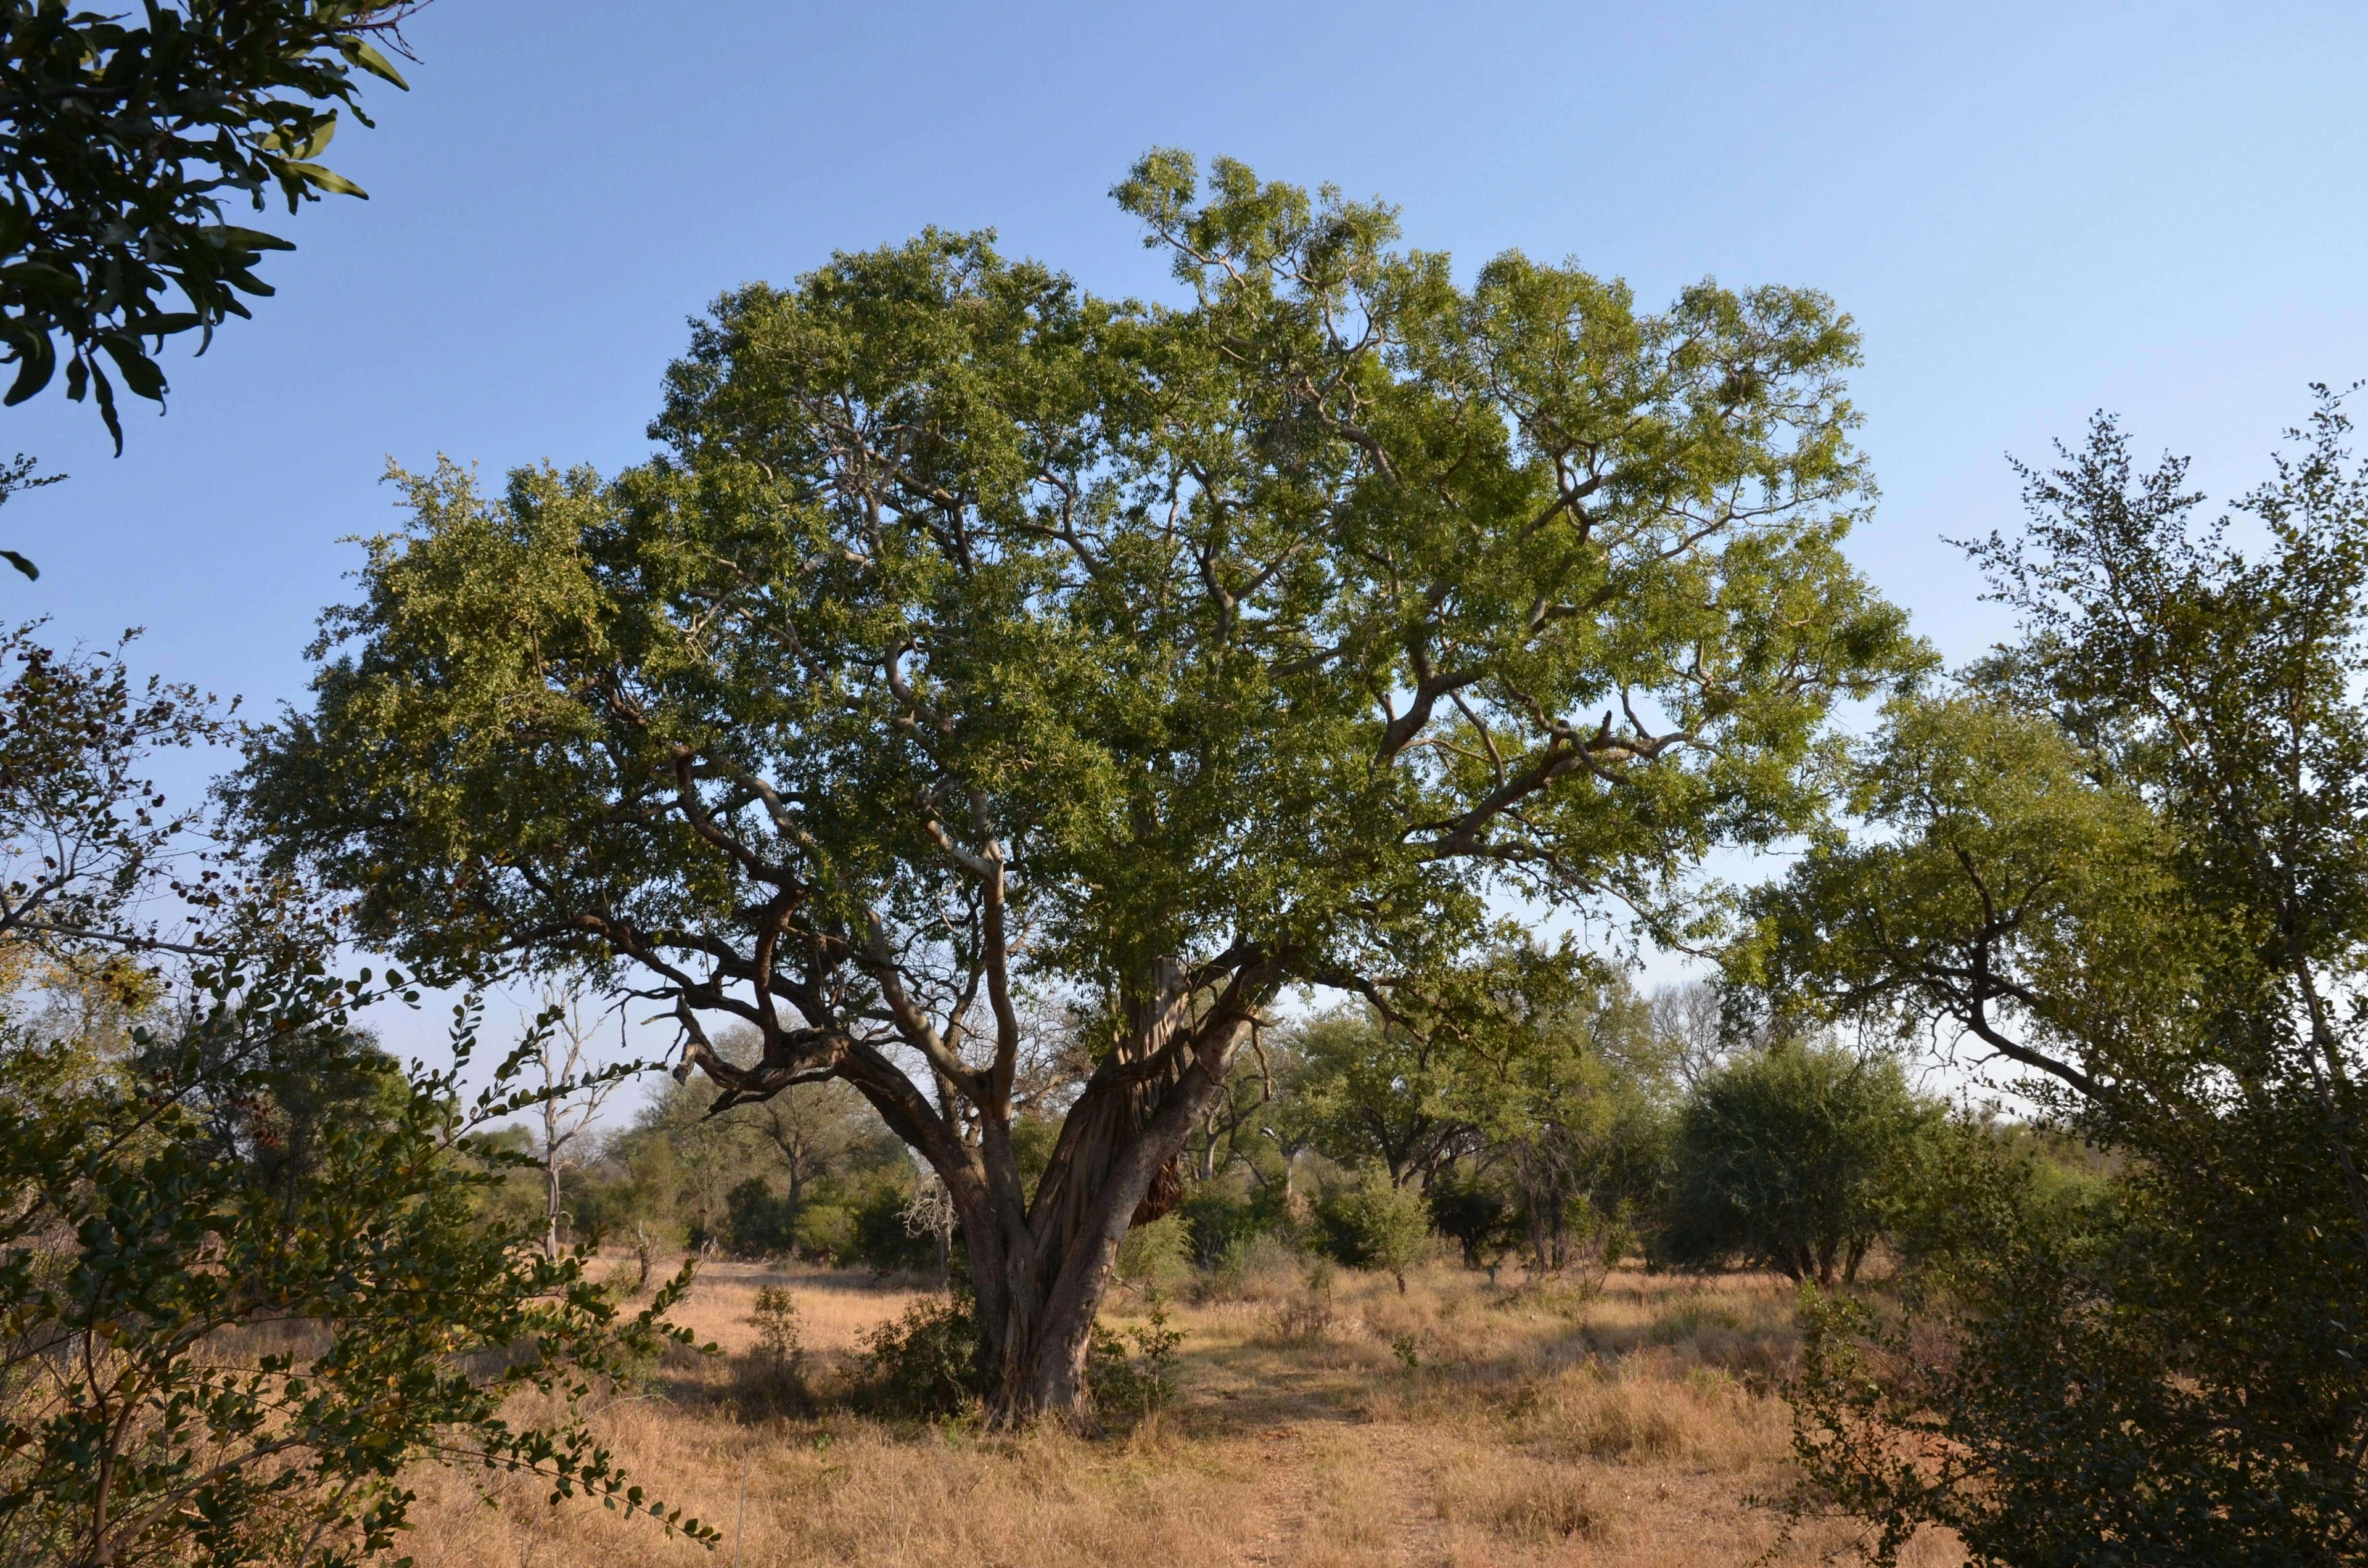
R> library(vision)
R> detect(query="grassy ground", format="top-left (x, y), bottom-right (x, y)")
top-left (406, 1258), bottom-right (1963, 1568)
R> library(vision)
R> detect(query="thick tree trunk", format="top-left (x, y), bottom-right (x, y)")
top-left (957, 959), bottom-right (1248, 1426)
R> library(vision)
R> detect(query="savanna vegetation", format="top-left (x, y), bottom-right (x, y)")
top-left (2, 56), bottom-right (2361, 1564)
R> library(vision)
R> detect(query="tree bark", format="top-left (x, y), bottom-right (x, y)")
top-left (545, 1157), bottom-right (562, 1262)
top-left (684, 946), bottom-right (1271, 1426)
top-left (960, 958), bottom-right (1253, 1424)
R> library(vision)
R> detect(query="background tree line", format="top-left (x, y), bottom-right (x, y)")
top-left (501, 972), bottom-right (1997, 1307)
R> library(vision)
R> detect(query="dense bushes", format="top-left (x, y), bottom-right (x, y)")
top-left (0, 629), bottom-right (720, 1568)
top-left (858, 1294), bottom-right (984, 1418)
top-left (1743, 405), bottom-right (2368, 1564)
top-left (572, 987), bottom-right (1961, 1301)
top-left (1310, 1168), bottom-right (1433, 1290)
top-left (1658, 1040), bottom-right (1942, 1284)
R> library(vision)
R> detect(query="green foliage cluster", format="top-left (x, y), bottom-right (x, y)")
top-left (0, 627), bottom-right (715, 1568)
top-left (732, 1284), bottom-right (807, 1416)
top-left (232, 147), bottom-right (1920, 1417)
top-left (1310, 1167), bottom-right (1431, 1291)
top-left (0, 985), bottom-right (715, 1568)
top-left (0, 0), bottom-right (414, 445)
top-left (857, 1293), bottom-right (983, 1421)
top-left (564, 1067), bottom-right (918, 1270)
top-left (1090, 964), bottom-right (1948, 1307)
top-left (1085, 1297), bottom-right (1182, 1422)
top-left (1658, 1038), bottom-right (1941, 1284)
top-left (1749, 398), bottom-right (2368, 1566)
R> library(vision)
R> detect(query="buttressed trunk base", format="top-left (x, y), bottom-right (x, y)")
top-left (966, 959), bottom-right (1237, 1425)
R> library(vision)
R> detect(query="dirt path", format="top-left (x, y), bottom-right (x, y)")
top-left (1239, 1422), bottom-right (1320, 1567)
top-left (1349, 1421), bottom-right (1453, 1567)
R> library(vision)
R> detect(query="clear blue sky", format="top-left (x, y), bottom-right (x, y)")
top-left (13, 0), bottom-right (2367, 1061)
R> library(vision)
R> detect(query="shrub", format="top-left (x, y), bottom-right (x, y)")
top-left (1085, 1297), bottom-right (1183, 1423)
top-left (1263, 1260), bottom-right (1340, 1345)
top-left (1177, 1182), bottom-right (1266, 1266)
top-left (1114, 1211), bottom-right (1192, 1296)
top-left (791, 1196), bottom-right (857, 1262)
top-left (792, 1175), bottom-right (941, 1275)
top-left (1657, 1039), bottom-right (1939, 1284)
top-left (724, 1176), bottom-right (795, 1258)
top-left (734, 1284), bottom-right (807, 1415)
top-left (750, 1284), bottom-right (803, 1363)
top-left (1313, 1167), bottom-right (1433, 1291)
top-left (1203, 1231), bottom-right (1298, 1301)
top-left (859, 1294), bottom-right (982, 1418)
top-left (1548, 1193), bottom-right (1634, 1294)
top-left (0, 979), bottom-right (717, 1568)
top-left (1428, 1169), bottom-right (1523, 1276)
top-left (853, 1177), bottom-right (944, 1277)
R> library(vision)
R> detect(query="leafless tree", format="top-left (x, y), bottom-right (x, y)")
top-left (1651, 980), bottom-right (1731, 1091)
top-left (527, 983), bottom-right (631, 1261)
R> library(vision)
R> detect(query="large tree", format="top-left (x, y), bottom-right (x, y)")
top-left (1743, 401), bottom-right (2368, 1564)
top-left (237, 151), bottom-right (1920, 1420)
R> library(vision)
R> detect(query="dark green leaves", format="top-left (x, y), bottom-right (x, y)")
top-left (1752, 397), bottom-right (2368, 1567)
top-left (0, 1), bottom-right (416, 449)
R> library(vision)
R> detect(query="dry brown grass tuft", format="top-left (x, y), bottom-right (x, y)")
top-left (401, 1258), bottom-right (1961, 1568)
top-left (1436, 1456), bottom-right (1601, 1543)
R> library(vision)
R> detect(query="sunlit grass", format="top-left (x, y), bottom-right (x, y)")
top-left (404, 1258), bottom-right (1961, 1567)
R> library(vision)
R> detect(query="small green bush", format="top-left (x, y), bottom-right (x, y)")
top-left (1115, 1211), bottom-right (1193, 1295)
top-left (1086, 1296), bottom-right (1183, 1423)
top-left (1177, 1180), bottom-right (1289, 1266)
top-left (734, 1284), bottom-right (808, 1414)
top-left (1314, 1168), bottom-right (1433, 1290)
top-left (791, 1197), bottom-right (858, 1261)
top-left (1429, 1169), bottom-right (1523, 1275)
top-left (859, 1293), bottom-right (982, 1418)
top-left (850, 1178), bottom-right (942, 1277)
top-left (725, 1176), bottom-right (795, 1258)
top-left (1658, 1039), bottom-right (1940, 1284)
top-left (750, 1284), bottom-right (803, 1363)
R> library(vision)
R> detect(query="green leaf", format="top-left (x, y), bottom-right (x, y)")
top-left (0, 263), bottom-right (77, 298)
top-left (132, 312), bottom-right (204, 340)
top-left (341, 39), bottom-right (411, 90)
top-left (1, 551), bottom-right (38, 581)
top-left (198, 225), bottom-right (298, 255)
top-left (282, 161), bottom-right (369, 199)
top-left (2, 334), bottom-right (56, 406)
top-left (98, 335), bottom-right (166, 403)
top-left (297, 116), bottom-right (338, 160)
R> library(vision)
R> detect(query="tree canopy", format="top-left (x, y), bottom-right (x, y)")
top-left (1746, 398), bottom-right (2368, 1566)
top-left (238, 149), bottom-right (1922, 1419)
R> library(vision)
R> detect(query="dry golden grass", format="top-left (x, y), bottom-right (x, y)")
top-left (402, 1259), bottom-right (1962, 1568)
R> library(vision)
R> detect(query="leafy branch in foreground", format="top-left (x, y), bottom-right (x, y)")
top-left (0, 617), bottom-right (713, 1568)
top-left (0, 1), bottom-right (420, 448)
top-left (0, 968), bottom-right (719, 1568)
top-left (1743, 395), bottom-right (2368, 1567)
